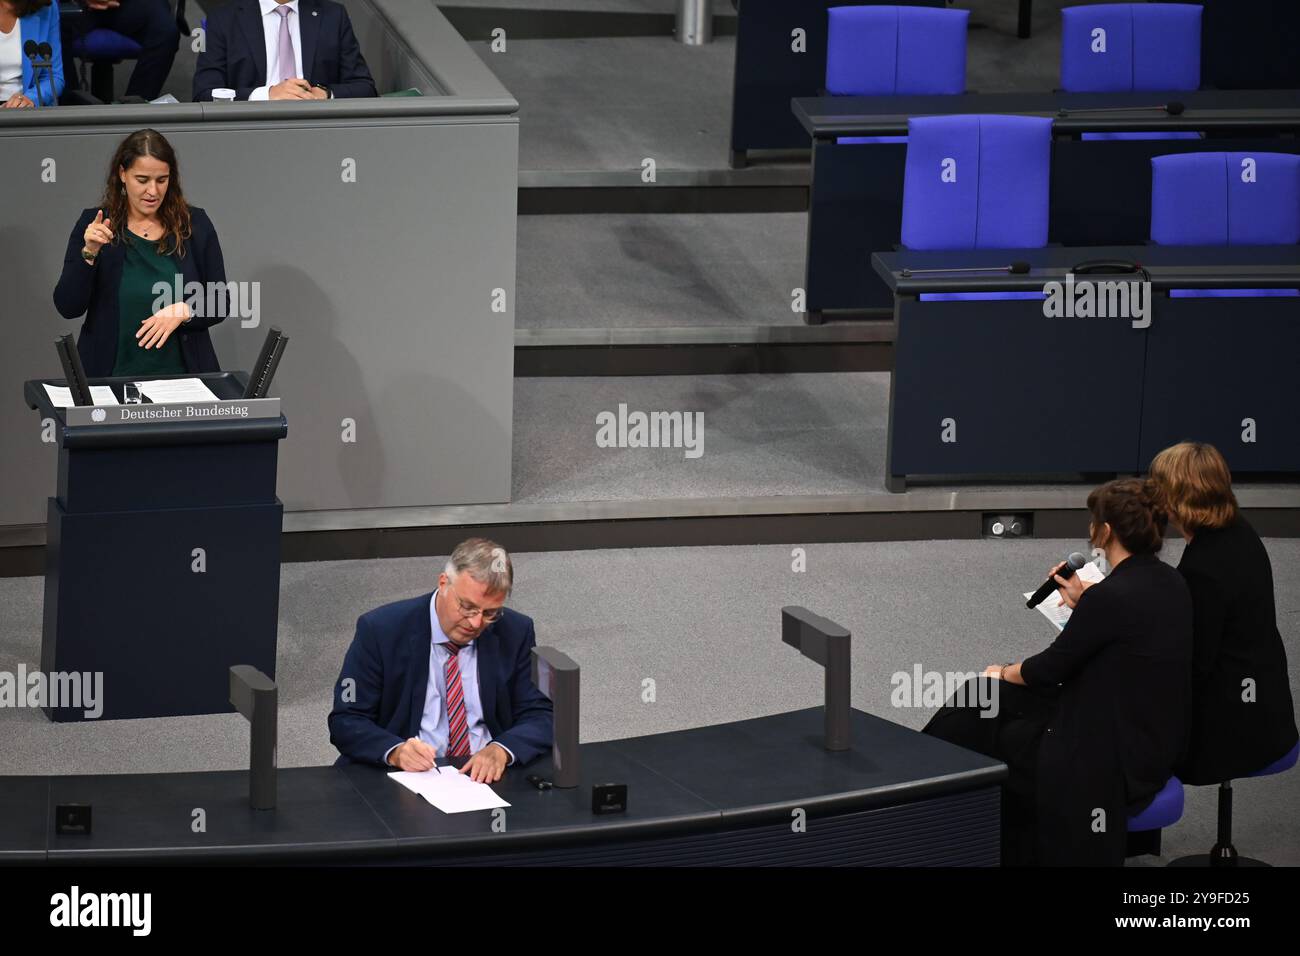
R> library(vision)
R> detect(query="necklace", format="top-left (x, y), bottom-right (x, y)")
top-left (130, 217), bottom-right (160, 239)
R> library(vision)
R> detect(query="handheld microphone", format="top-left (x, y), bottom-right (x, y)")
top-left (1026, 552), bottom-right (1088, 609)
top-left (1057, 101), bottom-right (1185, 117)
top-left (900, 261), bottom-right (1031, 278)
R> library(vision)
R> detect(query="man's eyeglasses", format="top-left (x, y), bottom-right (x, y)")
top-left (446, 585), bottom-right (505, 623)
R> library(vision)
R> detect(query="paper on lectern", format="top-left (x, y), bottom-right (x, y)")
top-left (131, 378), bottom-right (220, 404)
top-left (43, 384), bottom-right (119, 407)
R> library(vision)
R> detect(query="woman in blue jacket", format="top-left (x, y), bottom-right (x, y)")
top-left (54, 128), bottom-right (228, 377)
top-left (0, 0), bottom-right (64, 107)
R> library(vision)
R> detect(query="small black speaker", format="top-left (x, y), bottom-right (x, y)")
top-left (592, 783), bottom-right (627, 815)
top-left (55, 803), bottom-right (92, 835)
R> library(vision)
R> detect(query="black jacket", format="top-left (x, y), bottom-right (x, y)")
top-left (53, 206), bottom-right (226, 378)
top-left (192, 0), bottom-right (378, 101)
top-left (1175, 516), bottom-right (1299, 784)
top-left (1020, 553), bottom-right (1194, 866)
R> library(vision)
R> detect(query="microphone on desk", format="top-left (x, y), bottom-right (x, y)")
top-left (23, 40), bottom-right (53, 107)
top-left (900, 261), bottom-right (1031, 278)
top-left (1026, 552), bottom-right (1088, 610)
top-left (1057, 101), bottom-right (1185, 117)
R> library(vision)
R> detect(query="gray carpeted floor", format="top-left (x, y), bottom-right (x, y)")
top-left (445, 0), bottom-right (726, 12)
top-left (512, 372), bottom-right (887, 501)
top-left (2, 537), bottom-right (1297, 864)
top-left (472, 33), bottom-right (739, 171)
top-left (511, 373), bottom-right (1300, 503)
top-left (470, 0), bottom-right (1081, 171)
top-left (517, 212), bottom-right (808, 328)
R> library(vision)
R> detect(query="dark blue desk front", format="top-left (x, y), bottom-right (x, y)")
top-left (872, 246), bottom-right (1300, 490)
top-left (2, 708), bottom-right (1006, 866)
top-left (794, 90), bottom-right (1300, 317)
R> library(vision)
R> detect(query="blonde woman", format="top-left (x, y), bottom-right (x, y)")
top-left (1148, 442), bottom-right (1298, 784)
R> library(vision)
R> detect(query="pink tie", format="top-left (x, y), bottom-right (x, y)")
top-left (275, 6), bottom-right (297, 84)
top-left (443, 643), bottom-right (471, 758)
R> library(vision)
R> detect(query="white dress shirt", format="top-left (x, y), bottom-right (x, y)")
top-left (248, 0), bottom-right (304, 101)
top-left (381, 590), bottom-right (515, 767)
top-left (0, 19), bottom-right (24, 101)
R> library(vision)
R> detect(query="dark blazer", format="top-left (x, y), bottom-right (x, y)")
top-left (1020, 553), bottom-right (1194, 866)
top-left (53, 206), bottom-right (226, 378)
top-left (328, 593), bottom-right (554, 768)
top-left (1175, 516), bottom-right (1298, 784)
top-left (192, 0), bottom-right (378, 101)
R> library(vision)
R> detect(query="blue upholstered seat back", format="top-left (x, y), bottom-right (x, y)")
top-left (901, 114), bottom-right (1053, 251)
top-left (1061, 3), bottom-right (1201, 93)
top-left (826, 5), bottom-right (969, 96)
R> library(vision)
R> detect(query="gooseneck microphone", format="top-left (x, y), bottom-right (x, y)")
top-left (23, 39), bottom-right (53, 108)
top-left (37, 42), bottom-right (53, 108)
top-left (900, 261), bottom-right (1031, 278)
top-left (1057, 101), bottom-right (1186, 117)
top-left (1026, 552), bottom-right (1088, 609)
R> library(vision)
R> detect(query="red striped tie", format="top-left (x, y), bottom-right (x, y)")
top-left (443, 642), bottom-right (471, 758)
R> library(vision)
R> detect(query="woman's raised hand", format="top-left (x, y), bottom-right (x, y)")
top-left (83, 210), bottom-right (114, 254)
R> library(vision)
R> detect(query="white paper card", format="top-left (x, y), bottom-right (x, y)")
top-left (1025, 561), bottom-right (1105, 631)
top-left (389, 766), bottom-right (511, 814)
top-left (43, 384), bottom-right (120, 407)
top-left (132, 378), bottom-right (220, 404)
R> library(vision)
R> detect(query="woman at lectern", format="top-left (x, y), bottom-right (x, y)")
top-left (1148, 442), bottom-right (1298, 787)
top-left (53, 127), bottom-right (228, 377)
top-left (923, 479), bottom-right (1194, 866)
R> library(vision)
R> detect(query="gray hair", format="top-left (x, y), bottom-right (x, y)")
top-left (443, 537), bottom-right (513, 595)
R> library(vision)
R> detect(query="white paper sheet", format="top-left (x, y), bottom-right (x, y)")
top-left (1025, 561), bottom-right (1106, 631)
top-left (131, 378), bottom-right (220, 404)
top-left (43, 384), bottom-right (120, 407)
top-left (388, 766), bottom-right (511, 814)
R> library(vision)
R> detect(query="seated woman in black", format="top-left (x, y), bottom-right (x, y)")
top-left (53, 127), bottom-right (227, 377)
top-left (1149, 442), bottom-right (1299, 784)
top-left (924, 478), bottom-right (1193, 866)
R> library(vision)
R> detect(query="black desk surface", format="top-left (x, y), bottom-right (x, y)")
top-left (794, 89), bottom-right (1300, 137)
top-left (2, 708), bottom-right (1005, 863)
top-left (873, 245), bottom-right (1300, 294)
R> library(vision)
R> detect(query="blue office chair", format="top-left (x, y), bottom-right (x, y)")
top-left (62, 0), bottom-right (187, 104)
top-left (900, 114), bottom-right (1052, 300)
top-left (1127, 776), bottom-right (1184, 857)
top-left (1061, 3), bottom-right (1202, 141)
top-left (1172, 742), bottom-right (1299, 867)
top-left (1151, 151), bottom-right (1300, 297)
top-left (67, 28), bottom-right (142, 104)
top-left (827, 5), bottom-right (969, 145)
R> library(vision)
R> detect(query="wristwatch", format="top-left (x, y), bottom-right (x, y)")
top-left (81, 246), bottom-right (98, 264)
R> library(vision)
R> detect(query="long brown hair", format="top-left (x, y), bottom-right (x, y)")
top-left (1148, 441), bottom-right (1239, 534)
top-left (99, 129), bottom-right (193, 258)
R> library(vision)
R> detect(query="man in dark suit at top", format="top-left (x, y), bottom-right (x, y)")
top-left (192, 0), bottom-right (376, 101)
top-left (328, 539), bottom-right (553, 783)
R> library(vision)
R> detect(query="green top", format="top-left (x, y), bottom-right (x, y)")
top-left (113, 230), bottom-right (187, 376)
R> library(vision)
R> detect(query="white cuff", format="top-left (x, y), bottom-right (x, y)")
top-left (249, 86), bottom-right (270, 101)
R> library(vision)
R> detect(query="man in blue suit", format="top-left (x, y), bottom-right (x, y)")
top-left (192, 0), bottom-right (376, 101)
top-left (329, 539), bottom-right (553, 783)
